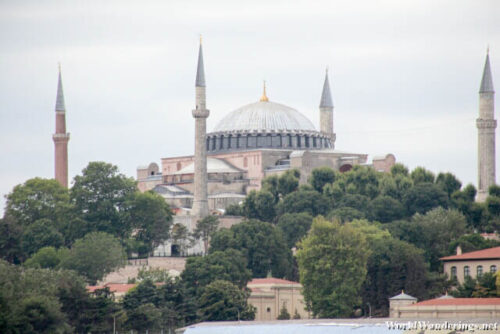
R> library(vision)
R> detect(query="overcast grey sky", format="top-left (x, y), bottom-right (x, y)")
top-left (1, 0), bottom-right (499, 214)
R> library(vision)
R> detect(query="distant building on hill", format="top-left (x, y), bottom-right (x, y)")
top-left (441, 246), bottom-right (500, 284)
top-left (247, 278), bottom-right (310, 320)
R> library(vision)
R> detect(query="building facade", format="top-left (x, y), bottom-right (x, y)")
top-left (247, 278), bottom-right (310, 320)
top-left (441, 246), bottom-right (500, 284)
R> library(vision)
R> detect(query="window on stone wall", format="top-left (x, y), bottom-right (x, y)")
top-left (477, 265), bottom-right (483, 277)
top-left (243, 157), bottom-right (248, 168)
top-left (464, 266), bottom-right (470, 277)
top-left (176, 162), bottom-right (181, 171)
top-left (451, 266), bottom-right (457, 279)
top-left (491, 265), bottom-right (497, 273)
top-left (266, 307), bottom-right (271, 312)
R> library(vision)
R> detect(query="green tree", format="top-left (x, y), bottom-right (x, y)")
top-left (277, 169), bottom-right (300, 197)
top-left (436, 172), bottom-right (462, 197)
top-left (197, 280), bottom-right (255, 321)
top-left (368, 195), bottom-right (406, 222)
top-left (225, 203), bottom-right (243, 216)
top-left (181, 248), bottom-right (251, 296)
top-left (309, 167), bottom-right (336, 193)
top-left (12, 295), bottom-right (69, 334)
top-left (71, 162), bottom-right (137, 239)
top-left (210, 220), bottom-right (292, 279)
top-left (403, 182), bottom-right (449, 215)
top-left (0, 216), bottom-right (24, 263)
top-left (21, 219), bottom-right (65, 256)
top-left (343, 166), bottom-right (381, 199)
top-left (126, 191), bottom-right (173, 255)
top-left (296, 217), bottom-right (369, 317)
top-left (327, 207), bottom-right (365, 223)
top-left (277, 189), bottom-right (329, 217)
top-left (448, 234), bottom-right (500, 254)
top-left (60, 232), bottom-right (127, 284)
top-left (277, 212), bottom-right (313, 248)
top-left (171, 224), bottom-right (189, 256)
top-left (242, 190), bottom-right (276, 222)
top-left (24, 246), bottom-right (68, 269)
top-left (125, 303), bottom-right (161, 332)
top-left (5, 178), bottom-right (71, 228)
top-left (410, 167), bottom-right (435, 184)
top-left (388, 207), bottom-right (467, 271)
top-left (361, 237), bottom-right (429, 316)
top-left (390, 163), bottom-right (409, 177)
top-left (277, 303), bottom-right (291, 320)
top-left (192, 215), bottom-right (220, 255)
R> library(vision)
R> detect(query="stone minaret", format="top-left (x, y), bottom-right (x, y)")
top-left (319, 69), bottom-right (336, 148)
top-left (477, 49), bottom-right (496, 202)
top-left (191, 40), bottom-right (210, 217)
top-left (52, 65), bottom-right (70, 188)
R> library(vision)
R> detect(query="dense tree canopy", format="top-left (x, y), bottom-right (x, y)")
top-left (71, 162), bottom-right (137, 239)
top-left (296, 217), bottom-right (369, 318)
top-left (60, 232), bottom-right (127, 284)
top-left (210, 220), bottom-right (292, 279)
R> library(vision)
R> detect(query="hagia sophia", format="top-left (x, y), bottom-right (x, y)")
top-left (136, 42), bottom-right (396, 215)
top-left (52, 41), bottom-right (496, 256)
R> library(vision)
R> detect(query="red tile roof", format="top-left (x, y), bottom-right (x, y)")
top-left (248, 278), bottom-right (299, 285)
top-left (440, 246), bottom-right (500, 261)
top-left (414, 298), bottom-right (500, 306)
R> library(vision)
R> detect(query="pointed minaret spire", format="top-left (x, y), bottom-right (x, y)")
top-left (319, 68), bottom-right (333, 108)
top-left (480, 47), bottom-right (494, 93)
top-left (319, 68), bottom-right (336, 148)
top-left (55, 63), bottom-right (66, 111)
top-left (195, 36), bottom-right (206, 88)
top-left (476, 49), bottom-right (497, 202)
top-left (53, 64), bottom-right (70, 188)
top-left (191, 38), bottom-right (210, 217)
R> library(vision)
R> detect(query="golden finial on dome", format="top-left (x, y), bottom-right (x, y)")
top-left (260, 80), bottom-right (269, 102)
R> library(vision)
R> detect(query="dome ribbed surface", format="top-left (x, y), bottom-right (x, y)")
top-left (212, 101), bottom-right (316, 133)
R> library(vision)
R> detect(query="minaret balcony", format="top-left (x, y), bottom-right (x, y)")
top-left (192, 109), bottom-right (210, 118)
top-left (476, 119), bottom-right (497, 129)
top-left (52, 133), bottom-right (70, 141)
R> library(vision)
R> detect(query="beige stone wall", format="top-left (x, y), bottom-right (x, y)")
top-left (372, 154), bottom-right (396, 173)
top-left (393, 304), bottom-right (500, 319)
top-left (389, 299), bottom-right (417, 318)
top-left (249, 285), bottom-right (310, 321)
top-left (443, 259), bottom-right (499, 284)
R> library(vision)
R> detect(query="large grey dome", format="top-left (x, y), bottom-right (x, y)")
top-left (212, 101), bottom-right (316, 133)
top-left (206, 99), bottom-right (333, 153)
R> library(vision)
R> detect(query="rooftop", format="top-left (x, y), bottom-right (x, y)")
top-left (248, 278), bottom-right (299, 285)
top-left (413, 297), bottom-right (500, 306)
top-left (440, 246), bottom-right (500, 261)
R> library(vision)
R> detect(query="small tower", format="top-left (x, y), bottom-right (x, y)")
top-left (191, 38), bottom-right (210, 217)
top-left (319, 69), bottom-right (336, 148)
top-left (477, 49), bottom-right (496, 202)
top-left (52, 65), bottom-right (70, 188)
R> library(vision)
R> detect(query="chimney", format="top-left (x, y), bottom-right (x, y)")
top-left (456, 245), bottom-right (462, 255)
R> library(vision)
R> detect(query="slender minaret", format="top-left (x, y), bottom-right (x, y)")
top-left (477, 49), bottom-right (496, 202)
top-left (191, 38), bottom-right (210, 217)
top-left (319, 68), bottom-right (336, 148)
top-left (52, 64), bottom-right (70, 188)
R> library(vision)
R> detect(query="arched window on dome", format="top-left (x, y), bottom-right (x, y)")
top-left (313, 136), bottom-right (317, 148)
top-left (220, 136), bottom-right (225, 150)
top-left (211, 137), bottom-right (216, 151)
top-left (206, 137), bottom-right (210, 151)
top-left (297, 136), bottom-right (302, 148)
top-left (305, 136), bottom-right (310, 148)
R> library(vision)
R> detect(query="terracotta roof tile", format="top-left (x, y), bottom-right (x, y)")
top-left (440, 246), bottom-right (500, 261)
top-left (414, 298), bottom-right (500, 306)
